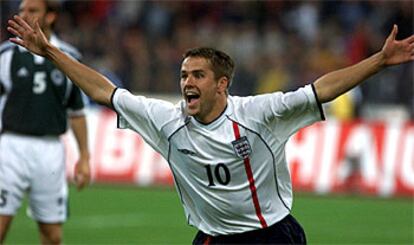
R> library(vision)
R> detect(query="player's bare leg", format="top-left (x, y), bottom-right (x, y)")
top-left (0, 215), bottom-right (13, 244)
top-left (38, 222), bottom-right (62, 245)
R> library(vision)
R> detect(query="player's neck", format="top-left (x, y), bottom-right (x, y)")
top-left (196, 96), bottom-right (228, 125)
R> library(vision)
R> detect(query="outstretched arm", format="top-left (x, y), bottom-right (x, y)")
top-left (7, 15), bottom-right (116, 107)
top-left (314, 25), bottom-right (414, 103)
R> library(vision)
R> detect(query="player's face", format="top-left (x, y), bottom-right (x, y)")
top-left (180, 57), bottom-right (227, 123)
top-left (18, 0), bottom-right (52, 31)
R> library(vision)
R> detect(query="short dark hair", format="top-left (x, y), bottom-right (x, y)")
top-left (44, 0), bottom-right (61, 29)
top-left (183, 47), bottom-right (235, 88)
top-left (45, 0), bottom-right (61, 14)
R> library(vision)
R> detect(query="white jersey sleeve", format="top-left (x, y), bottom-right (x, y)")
top-left (111, 88), bottom-right (183, 156)
top-left (240, 84), bottom-right (324, 141)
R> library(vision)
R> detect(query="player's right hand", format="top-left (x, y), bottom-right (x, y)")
top-left (74, 158), bottom-right (91, 191)
top-left (7, 15), bottom-right (50, 57)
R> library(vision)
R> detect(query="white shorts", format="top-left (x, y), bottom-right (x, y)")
top-left (0, 132), bottom-right (68, 223)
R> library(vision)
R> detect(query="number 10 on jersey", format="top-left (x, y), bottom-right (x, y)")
top-left (205, 163), bottom-right (231, 186)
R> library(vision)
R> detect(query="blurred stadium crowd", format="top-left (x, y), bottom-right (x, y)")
top-left (1, 0), bottom-right (413, 119)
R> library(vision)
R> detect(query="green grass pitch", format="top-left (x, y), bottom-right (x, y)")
top-left (5, 185), bottom-right (413, 244)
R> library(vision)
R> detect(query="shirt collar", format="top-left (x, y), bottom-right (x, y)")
top-left (189, 96), bottom-right (234, 128)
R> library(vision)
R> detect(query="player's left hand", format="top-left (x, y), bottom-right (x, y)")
top-left (74, 158), bottom-right (91, 191)
top-left (381, 24), bottom-right (414, 66)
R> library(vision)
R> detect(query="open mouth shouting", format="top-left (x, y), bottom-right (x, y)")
top-left (184, 90), bottom-right (201, 108)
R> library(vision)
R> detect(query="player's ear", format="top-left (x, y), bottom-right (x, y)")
top-left (45, 12), bottom-right (57, 28)
top-left (217, 77), bottom-right (229, 94)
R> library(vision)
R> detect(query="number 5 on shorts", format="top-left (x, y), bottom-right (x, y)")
top-left (0, 189), bottom-right (8, 207)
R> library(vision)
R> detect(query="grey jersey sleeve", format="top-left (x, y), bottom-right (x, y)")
top-left (66, 84), bottom-right (85, 117)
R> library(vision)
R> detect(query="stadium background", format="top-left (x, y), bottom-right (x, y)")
top-left (0, 0), bottom-right (413, 244)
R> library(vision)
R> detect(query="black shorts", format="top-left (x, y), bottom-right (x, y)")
top-left (192, 214), bottom-right (306, 245)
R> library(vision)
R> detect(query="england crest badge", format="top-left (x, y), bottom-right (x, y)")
top-left (232, 136), bottom-right (252, 159)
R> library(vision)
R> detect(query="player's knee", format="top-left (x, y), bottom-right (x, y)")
top-left (38, 224), bottom-right (62, 245)
top-left (40, 232), bottom-right (62, 245)
top-left (0, 215), bottom-right (14, 244)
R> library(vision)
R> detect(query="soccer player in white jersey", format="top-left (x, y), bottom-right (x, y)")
top-left (7, 15), bottom-right (414, 244)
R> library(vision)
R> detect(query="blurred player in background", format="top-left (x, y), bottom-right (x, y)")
top-left (7, 11), bottom-right (414, 244)
top-left (0, 1), bottom-right (90, 244)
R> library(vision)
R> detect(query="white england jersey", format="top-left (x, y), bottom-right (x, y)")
top-left (112, 84), bottom-right (324, 236)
